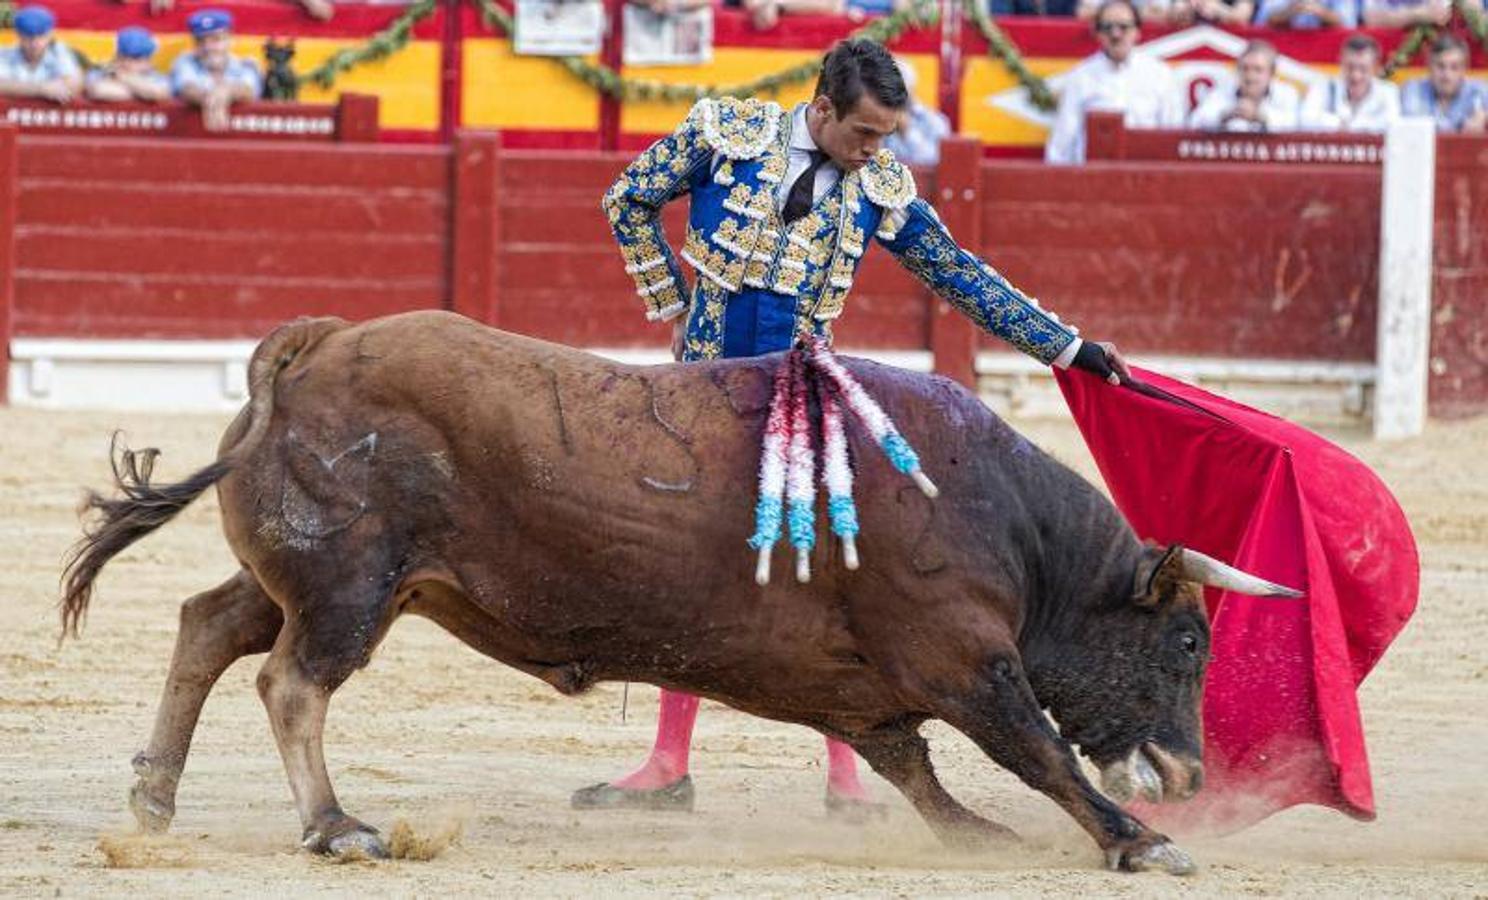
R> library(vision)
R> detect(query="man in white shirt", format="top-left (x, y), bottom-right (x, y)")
top-left (1045, 0), bottom-right (1182, 165)
top-left (1401, 33), bottom-right (1488, 133)
top-left (1189, 40), bottom-right (1301, 133)
top-left (1299, 34), bottom-right (1400, 133)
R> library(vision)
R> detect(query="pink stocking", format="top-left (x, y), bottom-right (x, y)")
top-left (825, 737), bottom-right (868, 799)
top-left (611, 689), bottom-right (700, 790)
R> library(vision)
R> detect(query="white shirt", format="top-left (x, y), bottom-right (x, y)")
top-left (1045, 50), bottom-right (1182, 165)
top-left (0, 42), bottom-right (81, 85)
top-left (767, 103), bottom-right (920, 235)
top-left (1188, 79), bottom-right (1301, 132)
top-left (776, 104), bottom-right (841, 211)
top-left (1299, 78), bottom-right (1401, 133)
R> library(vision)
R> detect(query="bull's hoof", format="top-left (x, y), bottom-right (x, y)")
top-left (128, 754), bottom-right (175, 834)
top-left (127, 781), bottom-right (175, 834)
top-left (570, 776), bottom-right (695, 812)
top-left (1105, 840), bottom-right (1196, 876)
top-left (823, 790), bottom-right (888, 825)
top-left (303, 821), bottom-right (389, 861)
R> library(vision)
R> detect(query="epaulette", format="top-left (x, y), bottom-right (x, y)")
top-left (695, 96), bottom-right (782, 161)
top-left (859, 149), bottom-right (917, 210)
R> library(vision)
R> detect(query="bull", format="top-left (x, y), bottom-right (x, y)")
top-left (62, 311), bottom-right (1298, 874)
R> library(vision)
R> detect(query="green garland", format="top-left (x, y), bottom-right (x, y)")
top-left (1458, 0), bottom-right (1488, 47)
top-left (475, 0), bottom-right (937, 102)
top-left (966, 0), bottom-right (1053, 111)
top-left (1383, 23), bottom-right (1437, 77)
top-left (301, 0), bottom-right (437, 90)
top-left (1381, 0), bottom-right (1488, 76)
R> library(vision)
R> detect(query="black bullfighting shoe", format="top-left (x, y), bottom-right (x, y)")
top-left (570, 776), bottom-right (696, 812)
top-left (823, 789), bottom-right (889, 824)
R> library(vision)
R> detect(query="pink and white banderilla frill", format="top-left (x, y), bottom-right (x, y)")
top-left (748, 341), bottom-right (939, 585)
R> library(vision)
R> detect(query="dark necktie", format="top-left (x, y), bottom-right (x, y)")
top-left (782, 150), bottom-right (829, 224)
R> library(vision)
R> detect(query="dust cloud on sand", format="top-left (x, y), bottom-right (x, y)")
top-left (0, 406), bottom-right (1484, 896)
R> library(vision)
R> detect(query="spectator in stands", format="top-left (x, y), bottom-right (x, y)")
top-left (1361, 0), bottom-right (1451, 28)
top-left (172, 10), bottom-right (263, 133)
top-left (1402, 33), bottom-right (1488, 132)
top-left (1076, 0), bottom-right (1175, 24)
top-left (1254, 0), bottom-right (1357, 28)
top-left (0, 5), bottom-right (83, 104)
top-left (1046, 0), bottom-right (1181, 165)
top-left (1165, 0), bottom-right (1255, 25)
top-left (884, 58), bottom-right (951, 165)
top-left (1299, 34), bottom-right (1400, 131)
top-left (1188, 40), bottom-right (1300, 132)
top-left (85, 27), bottom-right (171, 103)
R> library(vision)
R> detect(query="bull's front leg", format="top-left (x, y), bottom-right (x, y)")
top-left (941, 655), bottom-right (1194, 875)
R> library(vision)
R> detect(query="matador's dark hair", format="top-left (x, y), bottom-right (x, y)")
top-left (814, 39), bottom-right (910, 118)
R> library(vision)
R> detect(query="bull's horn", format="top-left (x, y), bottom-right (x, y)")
top-left (1178, 549), bottom-right (1303, 598)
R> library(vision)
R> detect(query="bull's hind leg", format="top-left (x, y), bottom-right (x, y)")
top-left (255, 590), bottom-right (398, 859)
top-left (849, 724), bottom-right (1017, 848)
top-left (938, 655), bottom-right (1193, 875)
top-left (130, 569), bottom-right (283, 833)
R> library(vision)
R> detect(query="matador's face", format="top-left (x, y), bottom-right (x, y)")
top-left (809, 93), bottom-right (903, 173)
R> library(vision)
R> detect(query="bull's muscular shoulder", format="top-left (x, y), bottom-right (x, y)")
top-left (860, 148), bottom-right (917, 211)
top-left (693, 96), bottom-right (783, 161)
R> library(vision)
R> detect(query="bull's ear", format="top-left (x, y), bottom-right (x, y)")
top-left (1131, 544), bottom-right (1184, 607)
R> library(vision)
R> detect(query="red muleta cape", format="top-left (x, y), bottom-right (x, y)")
top-left (1055, 366), bottom-right (1419, 833)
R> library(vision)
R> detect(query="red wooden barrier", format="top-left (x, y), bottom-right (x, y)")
top-left (0, 127), bottom-right (13, 402)
top-left (5, 124), bottom-right (1485, 417)
top-left (930, 137), bottom-right (979, 387)
top-left (12, 135), bottom-right (448, 339)
top-left (451, 130), bottom-right (502, 325)
top-left (0, 94), bottom-right (379, 143)
top-left (979, 160), bottom-right (1381, 362)
top-left (1432, 135), bottom-right (1488, 418)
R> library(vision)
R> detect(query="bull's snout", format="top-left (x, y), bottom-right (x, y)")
top-left (1099, 743), bottom-right (1204, 804)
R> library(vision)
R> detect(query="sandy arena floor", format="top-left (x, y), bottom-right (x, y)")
top-left (1, 403), bottom-right (1484, 897)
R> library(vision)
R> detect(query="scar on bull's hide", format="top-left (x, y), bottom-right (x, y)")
top-left (640, 377), bottom-right (700, 494)
top-left (274, 430), bottom-right (378, 545)
top-left (709, 365), bottom-right (773, 418)
top-left (899, 483), bottom-right (948, 576)
top-left (543, 368), bottom-right (575, 457)
top-left (591, 368), bottom-right (701, 495)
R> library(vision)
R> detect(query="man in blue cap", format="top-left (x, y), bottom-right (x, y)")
top-left (0, 5), bottom-right (83, 104)
top-left (86, 27), bottom-right (170, 102)
top-left (171, 9), bottom-right (262, 131)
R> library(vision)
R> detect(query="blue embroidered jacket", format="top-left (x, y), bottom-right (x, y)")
top-left (603, 96), bottom-right (1078, 363)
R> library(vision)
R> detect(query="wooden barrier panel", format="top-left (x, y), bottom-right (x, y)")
top-left (0, 95), bottom-right (379, 142)
top-left (929, 138), bottom-right (979, 387)
top-left (12, 135), bottom-right (449, 339)
top-left (978, 159), bottom-right (1382, 361)
top-left (5, 125), bottom-right (1484, 417)
top-left (0, 127), bottom-right (13, 402)
top-left (1431, 135), bottom-right (1488, 418)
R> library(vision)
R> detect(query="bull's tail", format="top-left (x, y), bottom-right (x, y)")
top-left (59, 316), bottom-right (348, 639)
